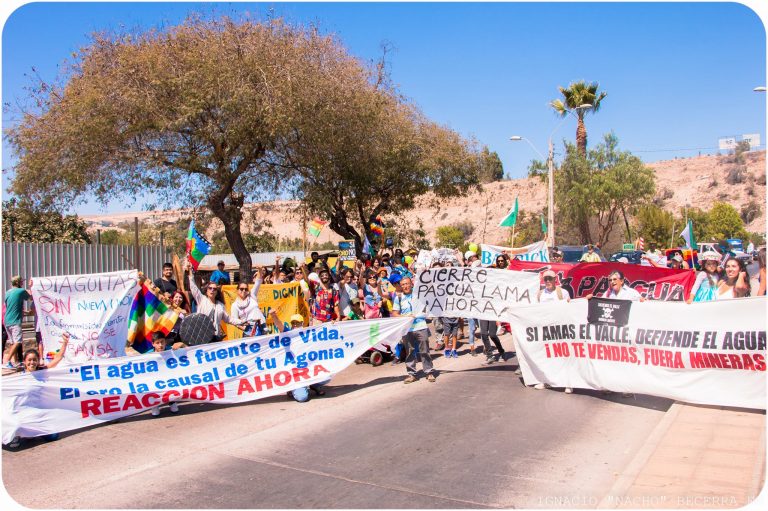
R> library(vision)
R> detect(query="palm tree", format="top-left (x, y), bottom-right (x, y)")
top-left (550, 81), bottom-right (607, 155)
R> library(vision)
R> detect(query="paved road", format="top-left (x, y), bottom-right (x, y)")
top-left (3, 332), bottom-right (673, 509)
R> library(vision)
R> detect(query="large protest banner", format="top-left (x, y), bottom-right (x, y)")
top-left (31, 270), bottom-right (140, 363)
top-left (413, 267), bottom-right (540, 321)
top-left (221, 281), bottom-right (310, 339)
top-left (507, 260), bottom-right (696, 301)
top-left (504, 297), bottom-right (766, 409)
top-left (480, 241), bottom-right (549, 266)
top-left (2, 316), bottom-right (413, 443)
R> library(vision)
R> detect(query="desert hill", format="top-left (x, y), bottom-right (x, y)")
top-left (83, 151), bottom-right (766, 250)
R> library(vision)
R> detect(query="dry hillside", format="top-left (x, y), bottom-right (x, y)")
top-left (83, 151), bottom-right (766, 249)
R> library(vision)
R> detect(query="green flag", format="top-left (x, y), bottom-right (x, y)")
top-left (540, 214), bottom-right (547, 234)
top-left (680, 219), bottom-right (697, 250)
top-left (499, 197), bottom-right (519, 227)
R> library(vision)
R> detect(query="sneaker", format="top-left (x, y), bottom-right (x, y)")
top-left (391, 359), bottom-right (400, 366)
top-left (169, 402), bottom-right (179, 414)
top-left (444, 349), bottom-right (450, 358)
top-left (8, 436), bottom-right (21, 449)
top-left (496, 353), bottom-right (506, 362)
top-left (482, 357), bottom-right (495, 366)
top-left (470, 349), bottom-right (477, 357)
top-left (404, 375), bottom-right (417, 384)
top-left (151, 406), bottom-right (161, 417)
top-left (514, 368), bottom-right (522, 375)
top-left (426, 374), bottom-right (436, 382)
top-left (451, 350), bottom-right (458, 358)
top-left (564, 387), bottom-right (573, 394)
top-left (534, 383), bottom-right (546, 390)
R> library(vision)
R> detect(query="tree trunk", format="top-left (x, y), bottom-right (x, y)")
top-left (328, 209), bottom-right (362, 255)
top-left (208, 192), bottom-right (252, 283)
top-left (576, 118), bottom-right (588, 156)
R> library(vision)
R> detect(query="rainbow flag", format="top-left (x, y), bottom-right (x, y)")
top-left (308, 217), bottom-right (328, 238)
top-left (127, 282), bottom-right (179, 353)
top-left (370, 215), bottom-right (385, 238)
top-left (186, 220), bottom-right (211, 271)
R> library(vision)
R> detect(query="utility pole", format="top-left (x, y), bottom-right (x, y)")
top-left (547, 138), bottom-right (555, 247)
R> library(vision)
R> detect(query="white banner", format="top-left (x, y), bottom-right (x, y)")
top-left (414, 267), bottom-right (540, 321)
top-left (31, 270), bottom-right (140, 363)
top-left (505, 297), bottom-right (767, 410)
top-left (480, 241), bottom-right (549, 266)
top-left (2, 317), bottom-right (413, 443)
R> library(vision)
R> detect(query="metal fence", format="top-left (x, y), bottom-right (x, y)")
top-left (2, 242), bottom-right (171, 299)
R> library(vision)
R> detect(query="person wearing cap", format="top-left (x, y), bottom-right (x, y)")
top-left (209, 260), bottom-right (231, 285)
top-left (392, 276), bottom-right (436, 383)
top-left (464, 250), bottom-right (482, 268)
top-left (579, 244), bottom-right (601, 263)
top-left (532, 270), bottom-right (573, 393)
top-left (550, 247), bottom-right (564, 263)
top-left (3, 275), bottom-right (32, 369)
top-left (270, 310), bottom-right (326, 402)
top-left (343, 296), bottom-right (364, 320)
top-left (688, 252), bottom-right (723, 303)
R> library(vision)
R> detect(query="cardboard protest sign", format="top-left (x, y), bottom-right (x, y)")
top-left (505, 297), bottom-right (766, 410)
top-left (480, 241), bottom-right (549, 266)
top-left (31, 270), bottom-right (140, 363)
top-left (2, 316), bottom-right (414, 443)
top-left (338, 240), bottom-right (357, 262)
top-left (413, 267), bottom-right (540, 321)
top-left (222, 281), bottom-right (310, 340)
top-left (507, 260), bottom-right (696, 301)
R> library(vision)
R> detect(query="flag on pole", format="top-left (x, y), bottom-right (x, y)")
top-left (308, 217), bottom-right (328, 238)
top-left (680, 220), bottom-right (697, 250)
top-left (499, 197), bottom-right (519, 227)
top-left (362, 235), bottom-right (375, 257)
top-left (186, 220), bottom-right (211, 271)
top-left (127, 281), bottom-right (179, 353)
top-left (540, 214), bottom-right (547, 234)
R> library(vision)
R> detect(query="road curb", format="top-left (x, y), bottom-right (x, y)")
top-left (597, 401), bottom-right (683, 508)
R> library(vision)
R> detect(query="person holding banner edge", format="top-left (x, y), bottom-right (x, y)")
top-left (392, 276), bottom-right (435, 383)
top-left (533, 270), bottom-right (573, 394)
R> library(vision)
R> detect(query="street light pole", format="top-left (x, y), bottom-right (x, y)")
top-left (547, 138), bottom-right (555, 247)
top-left (511, 103), bottom-right (592, 248)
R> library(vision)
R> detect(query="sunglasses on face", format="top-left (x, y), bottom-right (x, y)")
top-left (238, 287), bottom-right (248, 291)
top-left (543, 276), bottom-right (555, 281)
top-left (207, 286), bottom-right (219, 291)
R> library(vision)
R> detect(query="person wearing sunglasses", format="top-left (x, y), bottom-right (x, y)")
top-left (230, 266), bottom-right (267, 337)
top-left (586, 270), bottom-right (644, 301)
top-left (184, 260), bottom-right (244, 341)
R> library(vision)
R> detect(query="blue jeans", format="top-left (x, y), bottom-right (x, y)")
top-left (467, 318), bottom-right (477, 346)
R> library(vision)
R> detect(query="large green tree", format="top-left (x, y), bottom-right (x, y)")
top-left (556, 134), bottom-right (655, 246)
top-left (706, 202), bottom-right (748, 241)
top-left (550, 81), bottom-right (607, 154)
top-left (1, 198), bottom-right (91, 243)
top-left (6, 16), bottom-right (402, 278)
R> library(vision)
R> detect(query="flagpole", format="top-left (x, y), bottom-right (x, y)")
top-left (302, 209), bottom-right (307, 259)
top-left (670, 221), bottom-right (675, 248)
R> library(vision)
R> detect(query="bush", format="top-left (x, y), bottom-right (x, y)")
top-left (740, 201), bottom-right (762, 224)
top-left (725, 165), bottom-right (746, 185)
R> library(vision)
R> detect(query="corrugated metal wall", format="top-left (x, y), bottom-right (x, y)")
top-left (2, 242), bottom-right (171, 298)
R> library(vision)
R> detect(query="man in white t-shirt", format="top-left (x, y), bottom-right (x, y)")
top-left (586, 270), bottom-right (644, 301)
top-left (534, 270), bottom-right (572, 393)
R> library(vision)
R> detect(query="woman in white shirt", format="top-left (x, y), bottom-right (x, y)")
top-left (230, 267), bottom-right (266, 336)
top-left (185, 260), bottom-right (243, 341)
top-left (717, 258), bottom-right (750, 300)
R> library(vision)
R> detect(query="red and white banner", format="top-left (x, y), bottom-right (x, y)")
top-left (506, 297), bottom-right (766, 410)
top-left (507, 261), bottom-right (696, 301)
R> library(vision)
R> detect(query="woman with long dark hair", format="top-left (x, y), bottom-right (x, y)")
top-left (717, 258), bottom-right (750, 299)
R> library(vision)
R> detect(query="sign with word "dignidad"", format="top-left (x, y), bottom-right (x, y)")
top-left (414, 267), bottom-right (540, 321)
top-left (2, 316), bottom-right (413, 443)
top-left (31, 270), bottom-right (140, 363)
top-left (480, 241), bottom-right (549, 266)
top-left (505, 297), bottom-right (766, 409)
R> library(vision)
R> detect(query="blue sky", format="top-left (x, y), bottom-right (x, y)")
top-left (2, 1), bottom-right (766, 215)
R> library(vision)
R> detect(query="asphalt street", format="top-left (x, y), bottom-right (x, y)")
top-left (2, 330), bottom-right (674, 509)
